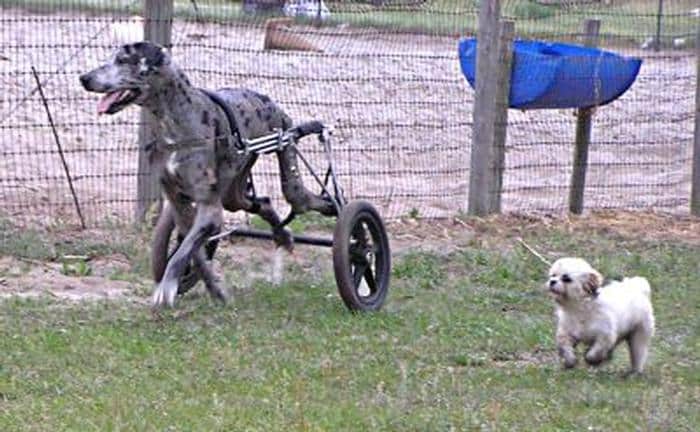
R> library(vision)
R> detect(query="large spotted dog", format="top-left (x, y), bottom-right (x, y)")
top-left (80, 41), bottom-right (334, 307)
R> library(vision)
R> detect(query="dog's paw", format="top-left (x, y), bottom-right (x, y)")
top-left (558, 347), bottom-right (577, 369)
top-left (205, 281), bottom-right (229, 304)
top-left (273, 226), bottom-right (294, 253)
top-left (584, 350), bottom-right (611, 367)
top-left (318, 197), bottom-right (338, 217)
top-left (563, 357), bottom-right (578, 369)
top-left (152, 279), bottom-right (178, 308)
top-left (622, 369), bottom-right (644, 379)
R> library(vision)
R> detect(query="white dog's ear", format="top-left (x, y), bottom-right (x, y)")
top-left (583, 270), bottom-right (603, 296)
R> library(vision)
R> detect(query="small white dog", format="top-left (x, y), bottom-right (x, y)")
top-left (546, 257), bottom-right (655, 373)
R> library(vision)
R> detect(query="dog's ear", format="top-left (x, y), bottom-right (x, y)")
top-left (133, 41), bottom-right (168, 70)
top-left (583, 270), bottom-right (603, 296)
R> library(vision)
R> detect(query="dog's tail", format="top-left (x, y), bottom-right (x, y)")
top-left (625, 276), bottom-right (651, 298)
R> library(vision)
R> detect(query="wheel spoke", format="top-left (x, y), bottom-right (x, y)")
top-left (351, 222), bottom-right (380, 298)
top-left (352, 262), bottom-right (367, 287)
top-left (363, 265), bottom-right (377, 294)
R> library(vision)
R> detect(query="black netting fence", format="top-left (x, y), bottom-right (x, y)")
top-left (0, 0), bottom-right (698, 227)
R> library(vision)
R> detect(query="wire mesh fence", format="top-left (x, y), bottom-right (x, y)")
top-left (0, 0), bottom-right (698, 228)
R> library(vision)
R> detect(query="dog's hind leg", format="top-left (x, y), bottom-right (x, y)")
top-left (277, 145), bottom-right (336, 217)
top-left (255, 197), bottom-right (294, 251)
top-left (153, 202), bottom-right (225, 308)
top-left (224, 169), bottom-right (294, 251)
top-left (627, 325), bottom-right (653, 373)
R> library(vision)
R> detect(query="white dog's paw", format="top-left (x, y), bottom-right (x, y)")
top-left (585, 348), bottom-right (612, 367)
top-left (152, 279), bottom-right (178, 308)
top-left (563, 357), bottom-right (578, 369)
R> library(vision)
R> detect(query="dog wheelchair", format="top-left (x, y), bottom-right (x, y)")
top-left (151, 120), bottom-right (391, 312)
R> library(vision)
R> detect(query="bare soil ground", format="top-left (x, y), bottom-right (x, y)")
top-left (0, 9), bottom-right (696, 227)
top-left (0, 255), bottom-right (136, 301)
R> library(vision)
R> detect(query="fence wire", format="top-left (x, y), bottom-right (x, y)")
top-left (0, 0), bottom-right (697, 228)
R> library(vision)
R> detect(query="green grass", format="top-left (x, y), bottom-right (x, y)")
top-left (1, 0), bottom-right (696, 46)
top-left (249, 211), bottom-right (336, 233)
top-left (1, 221), bottom-right (699, 430)
top-left (328, 0), bottom-right (698, 45)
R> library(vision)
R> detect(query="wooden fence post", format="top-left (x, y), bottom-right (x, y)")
top-left (491, 20), bottom-right (515, 214)
top-left (136, 0), bottom-right (173, 222)
top-left (469, 0), bottom-right (504, 216)
top-left (568, 19), bottom-right (600, 215)
top-left (691, 25), bottom-right (700, 216)
top-left (654, 0), bottom-right (664, 51)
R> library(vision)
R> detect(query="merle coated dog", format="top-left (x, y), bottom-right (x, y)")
top-left (80, 41), bottom-right (334, 307)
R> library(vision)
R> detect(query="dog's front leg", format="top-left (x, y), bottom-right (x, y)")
top-left (152, 202), bottom-right (224, 308)
top-left (585, 334), bottom-right (616, 367)
top-left (556, 331), bottom-right (578, 369)
top-left (192, 248), bottom-right (228, 303)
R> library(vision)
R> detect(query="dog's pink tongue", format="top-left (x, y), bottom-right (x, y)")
top-left (97, 91), bottom-right (124, 114)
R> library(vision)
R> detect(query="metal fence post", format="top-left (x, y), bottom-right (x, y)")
top-left (691, 26), bottom-right (700, 216)
top-left (568, 19), bottom-right (600, 215)
top-left (469, 0), bottom-right (503, 216)
top-left (136, 0), bottom-right (173, 222)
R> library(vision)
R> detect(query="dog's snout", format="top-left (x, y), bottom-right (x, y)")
top-left (79, 73), bottom-right (91, 89)
top-left (548, 279), bottom-right (557, 288)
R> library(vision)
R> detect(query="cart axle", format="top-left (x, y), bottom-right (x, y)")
top-left (210, 227), bottom-right (333, 247)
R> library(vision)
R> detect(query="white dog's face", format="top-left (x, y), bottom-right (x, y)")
top-left (546, 258), bottom-right (603, 303)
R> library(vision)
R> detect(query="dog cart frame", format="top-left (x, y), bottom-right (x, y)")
top-left (152, 120), bottom-right (391, 312)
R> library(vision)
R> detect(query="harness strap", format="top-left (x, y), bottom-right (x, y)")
top-left (201, 88), bottom-right (259, 204)
top-left (199, 88), bottom-right (245, 150)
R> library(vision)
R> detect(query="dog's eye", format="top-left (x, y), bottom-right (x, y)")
top-left (561, 274), bottom-right (572, 283)
top-left (116, 55), bottom-right (139, 65)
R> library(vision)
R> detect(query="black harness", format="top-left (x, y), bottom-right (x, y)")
top-left (200, 88), bottom-right (259, 204)
top-left (200, 88), bottom-right (246, 151)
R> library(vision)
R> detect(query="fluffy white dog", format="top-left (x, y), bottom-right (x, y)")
top-left (546, 257), bottom-right (655, 373)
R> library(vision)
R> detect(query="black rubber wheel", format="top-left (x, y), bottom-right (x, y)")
top-left (151, 206), bottom-right (218, 295)
top-left (332, 200), bottom-right (391, 311)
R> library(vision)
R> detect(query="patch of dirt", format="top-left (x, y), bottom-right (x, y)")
top-left (1, 210), bottom-right (697, 302)
top-left (387, 210), bottom-right (700, 260)
top-left (463, 210), bottom-right (700, 245)
top-left (567, 211), bottom-right (700, 245)
top-left (490, 349), bottom-right (559, 369)
top-left (0, 255), bottom-right (146, 302)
